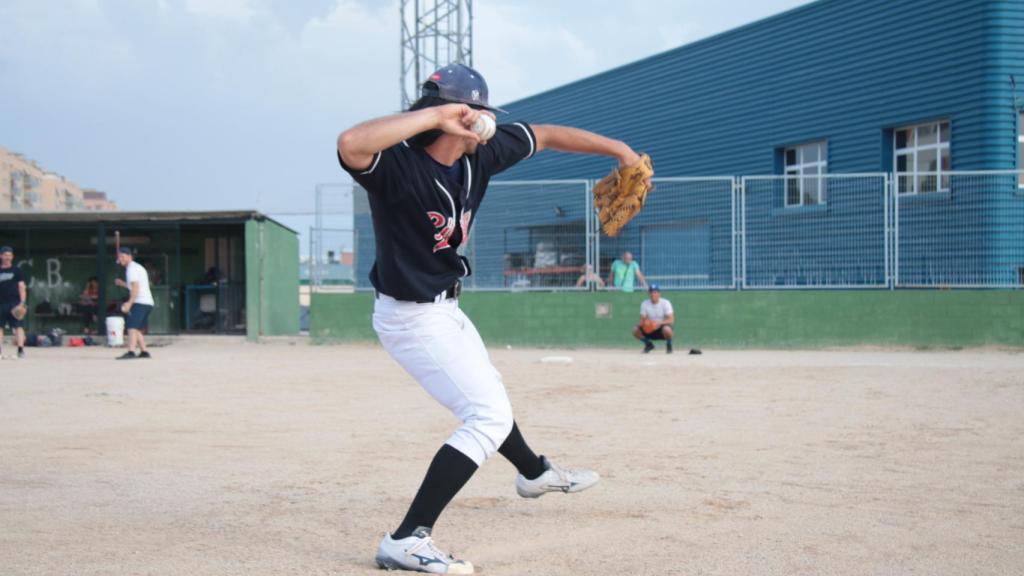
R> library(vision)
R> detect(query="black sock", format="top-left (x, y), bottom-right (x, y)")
top-left (666, 339), bottom-right (673, 350)
top-left (392, 444), bottom-right (478, 540)
top-left (499, 421), bottom-right (546, 480)
top-left (17, 346), bottom-right (23, 353)
top-left (643, 337), bottom-right (653, 346)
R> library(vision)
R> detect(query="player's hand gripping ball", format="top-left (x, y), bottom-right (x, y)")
top-left (472, 114), bottom-right (496, 141)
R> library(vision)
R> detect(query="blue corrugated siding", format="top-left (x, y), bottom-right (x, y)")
top-left (354, 0), bottom-right (1024, 289)
top-left (498, 0), bottom-right (1003, 178)
top-left (487, 0), bottom-right (1023, 286)
top-left (988, 1), bottom-right (1024, 280)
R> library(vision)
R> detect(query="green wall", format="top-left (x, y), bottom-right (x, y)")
top-left (311, 290), bottom-right (1024, 348)
top-left (245, 219), bottom-right (300, 339)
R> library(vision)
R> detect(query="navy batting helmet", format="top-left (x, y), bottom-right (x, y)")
top-left (421, 63), bottom-right (506, 113)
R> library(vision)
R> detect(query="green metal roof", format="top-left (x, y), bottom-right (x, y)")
top-left (0, 210), bottom-right (298, 234)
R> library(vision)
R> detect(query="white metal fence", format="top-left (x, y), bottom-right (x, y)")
top-left (314, 170), bottom-right (1024, 292)
top-left (309, 184), bottom-right (355, 291)
top-left (602, 177), bottom-right (738, 290)
top-left (741, 174), bottom-right (890, 289)
top-left (464, 180), bottom-right (591, 290)
top-left (895, 171), bottom-right (1024, 288)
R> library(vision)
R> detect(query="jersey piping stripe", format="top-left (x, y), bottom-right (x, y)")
top-left (360, 151), bottom-right (382, 175)
top-left (514, 122), bottom-right (535, 158)
top-left (461, 158), bottom-right (472, 257)
top-left (432, 178), bottom-right (458, 243)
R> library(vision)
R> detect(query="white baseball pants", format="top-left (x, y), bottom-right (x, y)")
top-left (373, 293), bottom-right (514, 466)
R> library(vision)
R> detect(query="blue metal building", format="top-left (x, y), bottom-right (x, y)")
top-left (356, 0), bottom-right (1024, 290)
top-left (500, 0), bottom-right (1022, 177)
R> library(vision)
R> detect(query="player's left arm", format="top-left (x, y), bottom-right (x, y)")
top-left (17, 278), bottom-right (26, 307)
top-left (532, 125), bottom-right (640, 168)
top-left (634, 266), bottom-right (648, 289)
top-left (662, 312), bottom-right (675, 327)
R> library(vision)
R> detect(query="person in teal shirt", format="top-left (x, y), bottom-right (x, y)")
top-left (607, 251), bottom-right (647, 292)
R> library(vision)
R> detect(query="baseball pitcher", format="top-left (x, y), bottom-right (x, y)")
top-left (337, 64), bottom-right (645, 573)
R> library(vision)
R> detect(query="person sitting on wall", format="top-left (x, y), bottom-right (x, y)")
top-left (607, 251), bottom-right (647, 292)
top-left (79, 276), bottom-right (99, 334)
top-left (575, 264), bottom-right (606, 290)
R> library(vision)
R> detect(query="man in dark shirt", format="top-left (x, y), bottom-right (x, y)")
top-left (0, 246), bottom-right (28, 359)
top-left (338, 63), bottom-right (645, 574)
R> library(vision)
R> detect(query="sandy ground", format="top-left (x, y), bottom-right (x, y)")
top-left (1, 338), bottom-right (1023, 576)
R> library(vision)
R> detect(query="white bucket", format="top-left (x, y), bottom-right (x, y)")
top-left (106, 316), bottom-right (125, 347)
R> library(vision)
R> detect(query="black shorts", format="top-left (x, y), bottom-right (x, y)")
top-left (125, 304), bottom-right (153, 331)
top-left (0, 303), bottom-right (25, 330)
top-left (642, 323), bottom-right (673, 340)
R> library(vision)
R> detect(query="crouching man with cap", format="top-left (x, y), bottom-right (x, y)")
top-left (633, 284), bottom-right (675, 354)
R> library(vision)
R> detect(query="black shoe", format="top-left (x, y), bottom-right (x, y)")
top-left (689, 348), bottom-right (702, 355)
top-left (666, 347), bottom-right (673, 354)
top-left (117, 351), bottom-right (137, 360)
top-left (643, 342), bottom-right (655, 354)
top-left (138, 351), bottom-right (152, 359)
top-left (17, 349), bottom-right (25, 359)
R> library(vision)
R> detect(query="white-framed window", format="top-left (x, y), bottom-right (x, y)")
top-left (783, 141), bottom-right (827, 207)
top-left (1018, 112), bottom-right (1023, 189)
top-left (894, 120), bottom-right (950, 194)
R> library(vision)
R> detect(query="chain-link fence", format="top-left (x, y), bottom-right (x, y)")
top-left (309, 184), bottom-right (355, 292)
top-left (599, 177), bottom-right (737, 290)
top-left (332, 171), bottom-right (1024, 292)
top-left (464, 180), bottom-right (591, 290)
top-left (741, 174), bottom-right (890, 288)
top-left (895, 171), bottom-right (1024, 287)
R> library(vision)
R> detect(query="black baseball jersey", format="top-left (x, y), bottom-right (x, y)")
top-left (0, 264), bottom-right (27, 305)
top-left (339, 121), bottom-right (537, 302)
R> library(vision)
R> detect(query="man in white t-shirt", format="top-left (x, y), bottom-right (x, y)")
top-left (114, 248), bottom-right (154, 360)
top-left (633, 284), bottom-right (674, 353)
top-left (632, 284), bottom-right (701, 355)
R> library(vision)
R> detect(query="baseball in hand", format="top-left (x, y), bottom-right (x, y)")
top-left (472, 115), bottom-right (496, 141)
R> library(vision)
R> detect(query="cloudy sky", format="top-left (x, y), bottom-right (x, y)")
top-left (1, 0), bottom-right (809, 242)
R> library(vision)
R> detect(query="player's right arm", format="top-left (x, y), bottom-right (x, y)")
top-left (337, 104), bottom-right (482, 170)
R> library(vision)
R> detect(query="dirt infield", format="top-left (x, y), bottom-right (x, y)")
top-left (1, 339), bottom-right (1022, 575)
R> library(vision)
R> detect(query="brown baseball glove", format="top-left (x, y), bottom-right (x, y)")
top-left (593, 153), bottom-right (654, 237)
top-left (11, 303), bottom-right (27, 321)
top-left (640, 318), bottom-right (659, 335)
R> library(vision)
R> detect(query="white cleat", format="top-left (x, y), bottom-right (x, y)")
top-left (375, 526), bottom-right (474, 574)
top-left (515, 456), bottom-right (600, 498)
